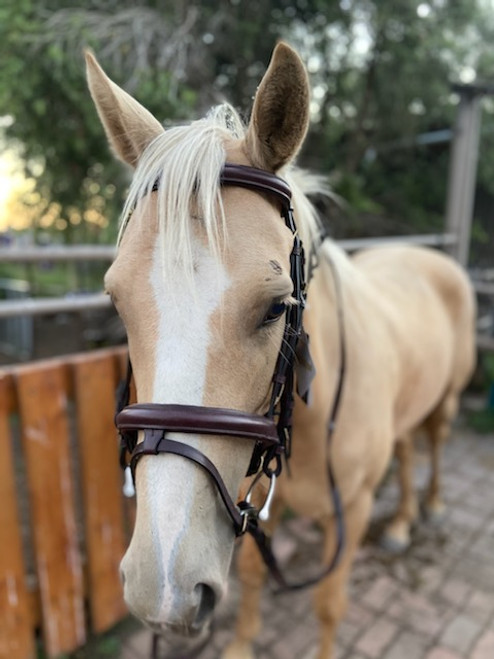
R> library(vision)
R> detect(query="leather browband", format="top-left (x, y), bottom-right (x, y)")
top-left (116, 404), bottom-right (280, 446)
top-left (220, 164), bottom-right (292, 210)
top-left (151, 164), bottom-right (293, 212)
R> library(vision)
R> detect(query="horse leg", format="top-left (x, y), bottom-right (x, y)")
top-left (423, 390), bottom-right (458, 521)
top-left (313, 486), bottom-right (373, 659)
top-left (222, 499), bottom-right (283, 659)
top-left (382, 433), bottom-right (418, 552)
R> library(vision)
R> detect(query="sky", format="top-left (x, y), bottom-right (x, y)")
top-left (0, 156), bottom-right (14, 231)
top-left (0, 151), bottom-right (28, 232)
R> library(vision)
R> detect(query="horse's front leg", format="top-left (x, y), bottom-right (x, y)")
top-left (222, 498), bottom-right (283, 659)
top-left (313, 486), bottom-right (373, 659)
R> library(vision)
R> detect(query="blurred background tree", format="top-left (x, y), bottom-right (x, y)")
top-left (0, 0), bottom-right (493, 261)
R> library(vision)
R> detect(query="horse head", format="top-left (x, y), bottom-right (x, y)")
top-left (87, 43), bottom-right (310, 642)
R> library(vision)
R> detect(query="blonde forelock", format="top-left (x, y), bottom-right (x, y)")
top-left (119, 104), bottom-right (328, 282)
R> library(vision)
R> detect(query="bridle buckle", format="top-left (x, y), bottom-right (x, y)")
top-left (237, 501), bottom-right (258, 535)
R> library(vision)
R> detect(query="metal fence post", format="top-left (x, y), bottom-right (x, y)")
top-left (445, 85), bottom-right (483, 266)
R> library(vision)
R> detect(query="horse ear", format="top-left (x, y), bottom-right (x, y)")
top-left (245, 42), bottom-right (310, 172)
top-left (85, 51), bottom-right (164, 168)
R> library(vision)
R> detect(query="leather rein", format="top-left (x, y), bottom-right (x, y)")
top-left (115, 163), bottom-right (346, 590)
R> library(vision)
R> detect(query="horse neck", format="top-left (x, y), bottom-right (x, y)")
top-left (304, 241), bottom-right (350, 361)
top-left (307, 239), bottom-right (373, 372)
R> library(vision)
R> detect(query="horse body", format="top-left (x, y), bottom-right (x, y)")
top-left (87, 43), bottom-right (476, 659)
top-left (283, 242), bottom-right (476, 518)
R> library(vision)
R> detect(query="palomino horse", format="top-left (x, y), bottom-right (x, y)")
top-left (87, 43), bottom-right (476, 658)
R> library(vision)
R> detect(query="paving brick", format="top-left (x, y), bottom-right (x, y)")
top-left (302, 644), bottom-right (318, 659)
top-left (339, 651), bottom-right (366, 659)
top-left (461, 489), bottom-right (494, 516)
top-left (345, 601), bottom-right (375, 630)
top-left (381, 630), bottom-right (428, 659)
top-left (464, 589), bottom-right (494, 625)
top-left (121, 628), bottom-right (151, 657)
top-left (470, 629), bottom-right (494, 659)
top-left (209, 628), bottom-right (233, 656)
top-left (470, 533), bottom-right (494, 560)
top-left (298, 641), bottom-right (346, 659)
top-left (120, 643), bottom-right (147, 659)
top-left (439, 578), bottom-right (472, 608)
top-left (387, 590), bottom-right (449, 637)
top-left (354, 616), bottom-right (398, 658)
top-left (361, 575), bottom-right (398, 611)
top-left (269, 622), bottom-right (315, 658)
top-left (271, 533), bottom-right (299, 566)
top-left (416, 565), bottom-right (444, 595)
top-left (425, 647), bottom-right (463, 659)
top-left (122, 628), bottom-right (151, 653)
top-left (442, 535), bottom-right (475, 562)
top-left (449, 559), bottom-right (494, 591)
top-left (447, 506), bottom-right (484, 531)
top-left (439, 612), bottom-right (482, 655)
top-left (337, 618), bottom-right (363, 647)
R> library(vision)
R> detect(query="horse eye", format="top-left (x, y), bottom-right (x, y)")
top-left (262, 300), bottom-right (287, 326)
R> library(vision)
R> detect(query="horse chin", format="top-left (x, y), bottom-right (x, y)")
top-left (146, 618), bottom-right (214, 656)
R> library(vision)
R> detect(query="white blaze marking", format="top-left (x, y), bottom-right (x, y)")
top-left (151, 241), bottom-right (230, 404)
top-left (143, 238), bottom-right (230, 617)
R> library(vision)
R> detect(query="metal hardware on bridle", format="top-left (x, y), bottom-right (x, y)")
top-left (114, 163), bottom-right (346, 591)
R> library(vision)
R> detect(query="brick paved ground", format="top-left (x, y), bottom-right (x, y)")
top-left (120, 423), bottom-right (494, 659)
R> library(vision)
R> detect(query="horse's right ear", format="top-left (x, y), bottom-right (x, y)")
top-left (85, 51), bottom-right (164, 168)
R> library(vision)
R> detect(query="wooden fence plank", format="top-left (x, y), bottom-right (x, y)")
top-left (73, 354), bottom-right (127, 633)
top-left (0, 376), bottom-right (35, 659)
top-left (0, 372), bottom-right (16, 414)
top-left (16, 365), bottom-right (85, 657)
top-left (0, 346), bottom-right (128, 414)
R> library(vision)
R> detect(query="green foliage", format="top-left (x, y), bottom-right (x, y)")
top-left (468, 354), bottom-right (494, 434)
top-left (0, 0), bottom-right (198, 244)
top-left (468, 409), bottom-right (494, 434)
top-left (1, 0), bottom-right (494, 249)
top-left (295, 0), bottom-right (494, 239)
top-left (0, 260), bottom-right (107, 296)
top-left (333, 174), bottom-right (383, 215)
top-left (483, 354), bottom-right (494, 382)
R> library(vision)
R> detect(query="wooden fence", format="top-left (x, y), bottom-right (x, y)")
top-left (0, 346), bottom-right (134, 659)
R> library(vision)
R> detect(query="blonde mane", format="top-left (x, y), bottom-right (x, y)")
top-left (120, 104), bottom-right (325, 280)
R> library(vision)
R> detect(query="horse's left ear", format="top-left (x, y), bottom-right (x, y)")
top-left (245, 42), bottom-right (310, 172)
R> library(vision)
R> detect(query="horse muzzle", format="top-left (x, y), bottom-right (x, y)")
top-left (120, 555), bottom-right (220, 637)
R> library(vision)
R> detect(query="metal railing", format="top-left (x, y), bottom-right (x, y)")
top-left (0, 279), bottom-right (33, 357)
top-left (0, 245), bottom-right (116, 262)
top-left (1, 234), bottom-right (493, 352)
top-left (0, 292), bottom-right (111, 319)
top-left (337, 232), bottom-right (457, 252)
top-left (0, 244), bottom-right (114, 319)
top-left (0, 234), bottom-right (456, 319)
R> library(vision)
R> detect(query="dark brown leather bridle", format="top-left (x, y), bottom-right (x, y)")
top-left (115, 163), bottom-right (346, 590)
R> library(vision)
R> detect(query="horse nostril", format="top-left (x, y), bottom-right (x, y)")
top-left (193, 583), bottom-right (217, 629)
top-left (119, 567), bottom-right (126, 587)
